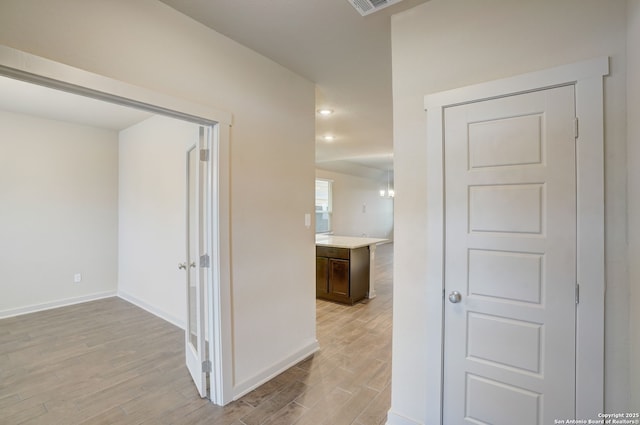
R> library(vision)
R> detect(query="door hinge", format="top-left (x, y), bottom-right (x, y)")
top-left (574, 117), bottom-right (579, 139)
top-left (202, 360), bottom-right (212, 373)
top-left (576, 283), bottom-right (580, 305)
top-left (200, 253), bottom-right (210, 268)
top-left (200, 149), bottom-right (210, 161)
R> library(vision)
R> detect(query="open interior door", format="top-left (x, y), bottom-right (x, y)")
top-left (183, 126), bottom-right (211, 398)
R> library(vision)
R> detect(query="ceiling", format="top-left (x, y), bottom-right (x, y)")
top-left (158, 0), bottom-right (429, 172)
top-left (0, 0), bottom-right (428, 174)
top-left (0, 76), bottom-right (153, 131)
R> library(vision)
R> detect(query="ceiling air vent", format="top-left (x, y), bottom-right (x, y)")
top-left (347, 0), bottom-right (405, 16)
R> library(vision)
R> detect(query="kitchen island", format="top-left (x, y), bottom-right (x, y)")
top-left (315, 235), bottom-right (387, 305)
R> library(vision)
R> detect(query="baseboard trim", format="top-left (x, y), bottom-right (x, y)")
top-left (117, 290), bottom-right (185, 329)
top-left (232, 340), bottom-right (320, 400)
top-left (0, 290), bottom-right (118, 319)
top-left (386, 410), bottom-right (423, 425)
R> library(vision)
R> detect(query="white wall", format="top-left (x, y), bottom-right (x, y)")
top-left (0, 110), bottom-right (118, 317)
top-left (316, 168), bottom-right (394, 239)
top-left (390, 0), bottom-right (630, 422)
top-left (627, 0), bottom-right (640, 412)
top-left (118, 115), bottom-right (198, 327)
top-left (0, 0), bottom-right (317, 398)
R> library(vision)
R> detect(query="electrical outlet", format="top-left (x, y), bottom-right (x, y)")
top-left (74, 273), bottom-right (82, 283)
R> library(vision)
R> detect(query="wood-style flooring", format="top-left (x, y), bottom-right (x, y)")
top-left (0, 243), bottom-right (393, 425)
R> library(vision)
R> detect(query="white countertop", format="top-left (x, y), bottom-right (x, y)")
top-left (315, 234), bottom-right (388, 249)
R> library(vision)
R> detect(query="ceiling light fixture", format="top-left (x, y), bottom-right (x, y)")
top-left (323, 135), bottom-right (335, 142)
top-left (380, 169), bottom-right (394, 198)
top-left (317, 109), bottom-right (334, 116)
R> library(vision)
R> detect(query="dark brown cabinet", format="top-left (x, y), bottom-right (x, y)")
top-left (316, 245), bottom-right (370, 305)
top-left (316, 256), bottom-right (329, 297)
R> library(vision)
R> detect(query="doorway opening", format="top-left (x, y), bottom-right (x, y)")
top-left (0, 46), bottom-right (232, 405)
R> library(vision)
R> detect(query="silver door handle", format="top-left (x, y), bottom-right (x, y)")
top-left (448, 291), bottom-right (462, 303)
top-left (178, 262), bottom-right (197, 270)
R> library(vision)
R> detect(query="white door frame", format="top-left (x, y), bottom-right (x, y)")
top-left (424, 57), bottom-right (608, 423)
top-left (0, 45), bottom-right (234, 405)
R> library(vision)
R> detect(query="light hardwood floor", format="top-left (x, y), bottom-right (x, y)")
top-left (0, 243), bottom-right (393, 425)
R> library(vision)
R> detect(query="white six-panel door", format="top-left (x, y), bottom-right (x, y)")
top-left (443, 85), bottom-right (577, 424)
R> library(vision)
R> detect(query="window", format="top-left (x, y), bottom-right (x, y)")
top-left (315, 179), bottom-right (332, 233)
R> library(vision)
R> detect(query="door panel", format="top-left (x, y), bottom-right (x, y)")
top-left (187, 146), bottom-right (198, 349)
top-left (185, 126), bottom-right (210, 399)
top-left (329, 259), bottom-right (350, 297)
top-left (316, 256), bottom-right (329, 296)
top-left (443, 86), bottom-right (577, 424)
top-left (465, 374), bottom-right (541, 425)
top-left (468, 249), bottom-right (543, 304)
top-left (469, 184), bottom-right (544, 234)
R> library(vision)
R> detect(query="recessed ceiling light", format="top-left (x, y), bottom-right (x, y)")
top-left (317, 109), bottom-right (334, 116)
top-left (323, 135), bottom-right (335, 142)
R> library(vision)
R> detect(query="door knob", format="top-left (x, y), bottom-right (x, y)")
top-left (178, 262), bottom-right (197, 270)
top-left (448, 291), bottom-right (462, 303)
